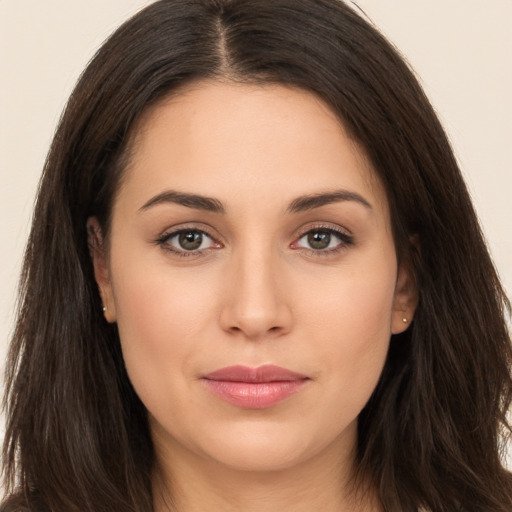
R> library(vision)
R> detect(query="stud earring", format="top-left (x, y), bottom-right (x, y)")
top-left (402, 317), bottom-right (408, 324)
top-left (102, 306), bottom-right (107, 313)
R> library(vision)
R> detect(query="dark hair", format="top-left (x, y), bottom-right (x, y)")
top-left (2, 0), bottom-right (511, 510)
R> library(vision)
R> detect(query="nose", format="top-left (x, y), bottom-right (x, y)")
top-left (219, 247), bottom-right (293, 340)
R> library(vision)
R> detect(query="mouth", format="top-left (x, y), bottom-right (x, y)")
top-left (201, 365), bottom-right (310, 409)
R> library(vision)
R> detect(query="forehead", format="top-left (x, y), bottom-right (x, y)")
top-left (117, 80), bottom-right (387, 218)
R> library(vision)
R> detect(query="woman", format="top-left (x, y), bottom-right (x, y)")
top-left (2, 0), bottom-right (511, 510)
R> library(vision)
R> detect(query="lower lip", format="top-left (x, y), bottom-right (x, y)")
top-left (202, 379), bottom-right (308, 408)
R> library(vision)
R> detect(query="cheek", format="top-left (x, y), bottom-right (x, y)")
top-left (297, 251), bottom-right (396, 406)
top-left (299, 250), bottom-right (396, 340)
top-left (109, 252), bottom-right (219, 405)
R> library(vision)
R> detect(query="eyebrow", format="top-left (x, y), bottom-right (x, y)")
top-left (138, 188), bottom-right (372, 214)
top-left (286, 190), bottom-right (372, 213)
top-left (139, 190), bottom-right (225, 214)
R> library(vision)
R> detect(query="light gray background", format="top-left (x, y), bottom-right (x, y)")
top-left (1, 0), bottom-right (511, 468)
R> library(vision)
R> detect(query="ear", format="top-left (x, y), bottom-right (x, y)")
top-left (87, 217), bottom-right (116, 323)
top-left (391, 263), bottom-right (418, 335)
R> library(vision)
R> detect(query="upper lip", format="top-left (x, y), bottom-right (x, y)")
top-left (202, 365), bottom-right (309, 383)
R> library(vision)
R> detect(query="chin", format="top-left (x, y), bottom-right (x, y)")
top-left (188, 419), bottom-right (355, 474)
top-left (209, 444), bottom-right (308, 473)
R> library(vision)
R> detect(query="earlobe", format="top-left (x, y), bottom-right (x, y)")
top-left (391, 264), bottom-right (418, 335)
top-left (86, 217), bottom-right (116, 323)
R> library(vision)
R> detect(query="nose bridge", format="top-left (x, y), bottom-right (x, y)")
top-left (220, 236), bottom-right (292, 339)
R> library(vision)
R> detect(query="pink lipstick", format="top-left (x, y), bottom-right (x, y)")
top-left (201, 365), bottom-right (309, 408)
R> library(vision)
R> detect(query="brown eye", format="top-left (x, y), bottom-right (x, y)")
top-left (294, 227), bottom-right (353, 254)
top-left (159, 229), bottom-right (217, 254)
top-left (307, 231), bottom-right (331, 250)
top-left (178, 231), bottom-right (204, 251)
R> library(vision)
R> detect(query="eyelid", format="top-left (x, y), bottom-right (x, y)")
top-left (294, 222), bottom-right (352, 239)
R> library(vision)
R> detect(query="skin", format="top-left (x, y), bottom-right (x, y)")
top-left (89, 81), bottom-right (417, 511)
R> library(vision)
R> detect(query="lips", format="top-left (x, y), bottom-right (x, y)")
top-left (201, 365), bottom-right (309, 409)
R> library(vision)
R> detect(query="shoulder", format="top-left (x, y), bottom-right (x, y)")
top-left (0, 494), bottom-right (44, 512)
top-left (0, 500), bottom-right (29, 512)
top-left (0, 497), bottom-right (29, 512)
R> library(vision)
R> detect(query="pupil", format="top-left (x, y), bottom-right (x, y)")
top-left (308, 231), bottom-right (330, 250)
top-left (179, 231), bottom-right (202, 250)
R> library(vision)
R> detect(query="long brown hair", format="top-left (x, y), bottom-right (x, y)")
top-left (2, 1), bottom-right (511, 510)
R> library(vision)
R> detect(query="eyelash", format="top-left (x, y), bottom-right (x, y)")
top-left (155, 224), bottom-right (354, 259)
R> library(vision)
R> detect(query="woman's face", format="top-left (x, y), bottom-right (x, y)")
top-left (90, 81), bottom-right (415, 474)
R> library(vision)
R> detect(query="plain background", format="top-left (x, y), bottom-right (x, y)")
top-left (1, 0), bottom-right (511, 469)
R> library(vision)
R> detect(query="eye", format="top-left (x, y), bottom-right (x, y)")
top-left (157, 228), bottom-right (219, 256)
top-left (294, 227), bottom-right (353, 253)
